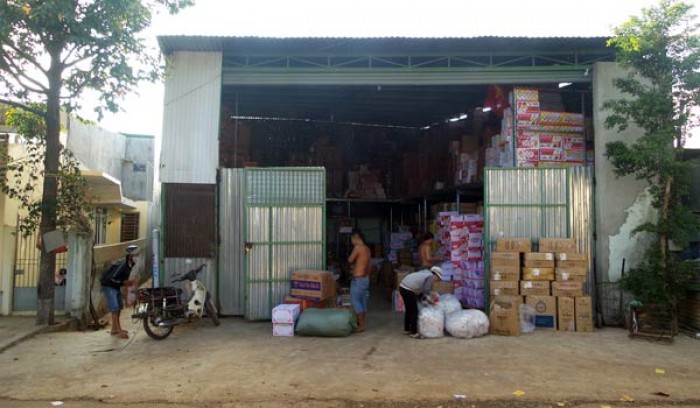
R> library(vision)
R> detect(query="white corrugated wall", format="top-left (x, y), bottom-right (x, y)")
top-left (161, 51), bottom-right (222, 184)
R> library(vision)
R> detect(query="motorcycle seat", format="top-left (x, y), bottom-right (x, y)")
top-left (137, 287), bottom-right (182, 299)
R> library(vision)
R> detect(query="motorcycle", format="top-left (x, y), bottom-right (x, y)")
top-left (132, 263), bottom-right (220, 340)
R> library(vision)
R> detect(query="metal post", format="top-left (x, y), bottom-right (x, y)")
top-left (152, 229), bottom-right (160, 288)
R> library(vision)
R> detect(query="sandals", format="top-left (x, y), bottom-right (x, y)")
top-left (409, 333), bottom-right (421, 339)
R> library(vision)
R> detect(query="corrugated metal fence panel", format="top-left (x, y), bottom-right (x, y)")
top-left (219, 169), bottom-right (245, 315)
top-left (245, 168), bottom-right (326, 320)
top-left (161, 51), bottom-right (222, 184)
top-left (486, 168), bottom-right (569, 243)
top-left (570, 166), bottom-right (595, 295)
top-left (163, 258), bottom-right (216, 304)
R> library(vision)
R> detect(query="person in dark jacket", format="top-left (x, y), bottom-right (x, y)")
top-left (100, 245), bottom-right (139, 339)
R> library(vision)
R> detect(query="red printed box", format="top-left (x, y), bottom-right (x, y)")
top-left (517, 148), bottom-right (539, 161)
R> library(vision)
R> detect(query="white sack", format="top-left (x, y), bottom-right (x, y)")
top-left (445, 309), bottom-right (490, 339)
top-left (437, 293), bottom-right (462, 315)
top-left (418, 305), bottom-right (445, 338)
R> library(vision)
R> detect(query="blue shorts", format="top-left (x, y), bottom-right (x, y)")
top-left (350, 276), bottom-right (369, 313)
top-left (102, 286), bottom-right (123, 313)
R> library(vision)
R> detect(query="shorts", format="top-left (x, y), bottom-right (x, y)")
top-left (350, 276), bottom-right (370, 313)
top-left (102, 286), bottom-right (123, 313)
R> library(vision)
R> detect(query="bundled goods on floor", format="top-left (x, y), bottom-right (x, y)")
top-left (418, 293), bottom-right (490, 339)
top-left (488, 237), bottom-right (593, 336)
top-left (435, 212), bottom-right (485, 308)
top-left (273, 270), bottom-right (338, 337)
top-left (486, 87), bottom-right (587, 168)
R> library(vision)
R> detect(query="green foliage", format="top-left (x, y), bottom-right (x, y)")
top-left (605, 0), bottom-right (700, 306)
top-left (1, 106), bottom-right (93, 236)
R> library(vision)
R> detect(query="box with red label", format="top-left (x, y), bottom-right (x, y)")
top-left (513, 88), bottom-right (539, 102)
top-left (516, 100), bottom-right (540, 113)
top-left (272, 323), bottom-right (295, 337)
top-left (517, 160), bottom-right (538, 168)
top-left (517, 131), bottom-right (540, 148)
top-left (284, 295), bottom-right (327, 311)
top-left (539, 147), bottom-right (564, 162)
top-left (538, 134), bottom-right (563, 149)
top-left (516, 148), bottom-right (539, 162)
top-left (538, 111), bottom-right (584, 127)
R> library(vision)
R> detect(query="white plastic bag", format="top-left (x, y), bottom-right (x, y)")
top-left (418, 305), bottom-right (445, 338)
top-left (437, 293), bottom-right (462, 315)
top-left (519, 304), bottom-right (536, 334)
top-left (445, 309), bottom-right (490, 338)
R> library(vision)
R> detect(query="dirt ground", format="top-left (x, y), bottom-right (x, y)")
top-left (0, 292), bottom-right (699, 408)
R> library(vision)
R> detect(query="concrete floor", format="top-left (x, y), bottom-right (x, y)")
top-left (0, 291), bottom-right (699, 407)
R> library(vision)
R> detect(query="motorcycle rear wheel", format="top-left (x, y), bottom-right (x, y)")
top-left (143, 310), bottom-right (174, 340)
top-left (205, 299), bottom-right (220, 326)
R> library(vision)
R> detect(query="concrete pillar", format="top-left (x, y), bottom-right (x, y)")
top-left (0, 225), bottom-right (16, 315)
top-left (592, 62), bottom-right (657, 282)
top-left (66, 231), bottom-right (92, 329)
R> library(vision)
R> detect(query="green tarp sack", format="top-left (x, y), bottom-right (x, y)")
top-left (295, 308), bottom-right (357, 337)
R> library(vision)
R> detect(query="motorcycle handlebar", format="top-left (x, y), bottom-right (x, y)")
top-left (171, 264), bottom-right (207, 282)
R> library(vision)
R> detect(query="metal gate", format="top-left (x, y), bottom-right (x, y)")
top-left (219, 167), bottom-right (326, 319)
top-left (13, 227), bottom-right (68, 312)
top-left (484, 167), bottom-right (594, 299)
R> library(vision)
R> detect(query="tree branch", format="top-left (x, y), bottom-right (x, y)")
top-left (0, 99), bottom-right (47, 119)
top-left (0, 55), bottom-right (49, 93)
top-left (1, 41), bottom-right (49, 76)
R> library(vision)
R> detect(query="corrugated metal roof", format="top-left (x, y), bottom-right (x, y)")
top-left (158, 35), bottom-right (611, 55)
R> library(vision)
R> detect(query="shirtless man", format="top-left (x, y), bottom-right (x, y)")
top-left (347, 231), bottom-right (371, 332)
top-left (419, 232), bottom-right (442, 267)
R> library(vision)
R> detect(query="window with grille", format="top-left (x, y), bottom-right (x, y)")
top-left (120, 213), bottom-right (140, 242)
top-left (93, 208), bottom-right (108, 245)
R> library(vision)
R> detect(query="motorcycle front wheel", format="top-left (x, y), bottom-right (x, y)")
top-left (143, 309), bottom-right (174, 340)
top-left (205, 299), bottom-right (220, 326)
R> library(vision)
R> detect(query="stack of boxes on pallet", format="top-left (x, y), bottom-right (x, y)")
top-left (490, 237), bottom-right (593, 334)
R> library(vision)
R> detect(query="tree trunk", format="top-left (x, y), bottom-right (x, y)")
top-left (36, 51), bottom-right (63, 326)
top-left (659, 175), bottom-right (673, 278)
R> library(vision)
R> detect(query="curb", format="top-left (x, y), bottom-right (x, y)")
top-left (0, 319), bottom-right (74, 354)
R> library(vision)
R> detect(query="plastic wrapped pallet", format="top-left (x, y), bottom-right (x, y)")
top-left (445, 309), bottom-right (490, 338)
top-left (437, 293), bottom-right (462, 315)
top-left (418, 305), bottom-right (445, 338)
top-left (295, 308), bottom-right (357, 337)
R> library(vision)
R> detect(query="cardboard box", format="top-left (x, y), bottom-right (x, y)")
top-left (490, 252), bottom-right (520, 267)
top-left (523, 259), bottom-right (556, 268)
top-left (558, 296), bottom-right (576, 331)
top-left (523, 252), bottom-right (554, 261)
top-left (575, 296), bottom-right (594, 332)
top-left (272, 323), bottom-right (295, 337)
top-left (290, 270), bottom-right (335, 301)
top-left (520, 281), bottom-right (551, 296)
top-left (552, 281), bottom-right (584, 297)
top-left (539, 238), bottom-right (577, 253)
top-left (496, 238), bottom-right (532, 253)
top-left (555, 267), bottom-right (588, 282)
top-left (432, 281), bottom-right (455, 294)
top-left (555, 252), bottom-right (587, 262)
top-left (522, 267), bottom-right (554, 281)
top-left (271, 304), bottom-right (301, 324)
top-left (284, 295), bottom-right (323, 311)
top-left (526, 296), bottom-right (556, 330)
top-left (490, 280), bottom-right (519, 296)
top-left (556, 260), bottom-right (588, 268)
top-left (489, 297), bottom-right (522, 336)
top-left (491, 265), bottom-right (520, 281)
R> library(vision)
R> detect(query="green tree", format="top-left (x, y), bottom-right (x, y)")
top-left (605, 0), bottom-right (700, 309)
top-left (0, 0), bottom-right (192, 325)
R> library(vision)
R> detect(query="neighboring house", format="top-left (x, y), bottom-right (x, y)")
top-left (0, 114), bottom-right (155, 316)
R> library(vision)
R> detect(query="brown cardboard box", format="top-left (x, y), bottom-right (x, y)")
top-left (555, 253), bottom-right (587, 262)
top-left (555, 267), bottom-right (588, 282)
top-left (490, 280), bottom-right (519, 296)
top-left (432, 281), bottom-right (455, 294)
top-left (290, 270), bottom-right (335, 301)
top-left (522, 267), bottom-right (554, 281)
top-left (552, 281), bottom-right (584, 297)
top-left (523, 259), bottom-right (556, 268)
top-left (556, 260), bottom-right (588, 268)
top-left (491, 265), bottom-right (520, 281)
top-left (520, 281), bottom-right (551, 296)
top-left (526, 296), bottom-right (557, 330)
top-left (575, 296), bottom-right (594, 332)
top-left (489, 297), bottom-right (522, 336)
top-left (496, 238), bottom-right (532, 253)
top-left (558, 296), bottom-right (576, 331)
top-left (539, 238), bottom-right (577, 253)
top-left (524, 252), bottom-right (555, 261)
top-left (490, 252), bottom-right (521, 267)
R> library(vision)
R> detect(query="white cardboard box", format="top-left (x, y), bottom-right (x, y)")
top-left (272, 323), bottom-right (295, 337)
top-left (272, 304), bottom-right (301, 324)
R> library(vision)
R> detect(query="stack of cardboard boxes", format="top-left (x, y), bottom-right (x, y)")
top-left (489, 237), bottom-right (593, 335)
